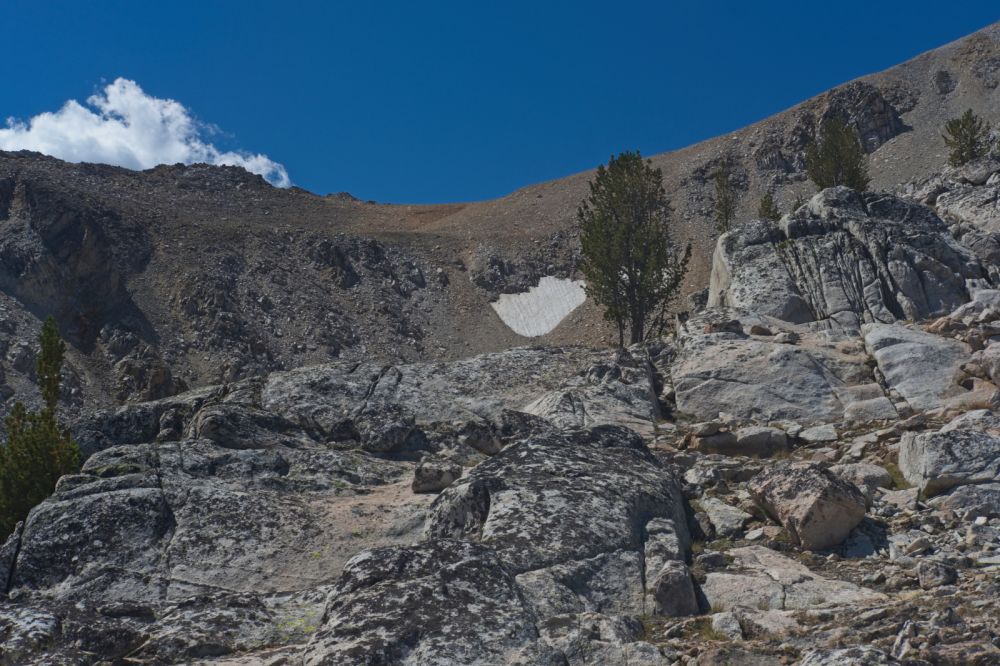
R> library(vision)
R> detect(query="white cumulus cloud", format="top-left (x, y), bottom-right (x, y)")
top-left (0, 78), bottom-right (290, 187)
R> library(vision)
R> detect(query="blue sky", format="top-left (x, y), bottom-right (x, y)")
top-left (2, 1), bottom-right (999, 203)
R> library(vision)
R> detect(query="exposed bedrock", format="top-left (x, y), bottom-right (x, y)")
top-left (708, 187), bottom-right (986, 331)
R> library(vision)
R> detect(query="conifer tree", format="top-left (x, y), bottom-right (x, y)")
top-left (578, 152), bottom-right (691, 346)
top-left (943, 109), bottom-right (990, 167)
top-left (37, 316), bottom-right (65, 412)
top-left (713, 159), bottom-right (740, 234)
top-left (0, 316), bottom-right (80, 539)
top-left (757, 192), bottom-right (781, 221)
top-left (805, 118), bottom-right (870, 191)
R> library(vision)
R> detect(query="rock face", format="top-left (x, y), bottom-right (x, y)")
top-left (820, 81), bottom-right (907, 153)
top-left (4, 302), bottom-right (1000, 663)
top-left (673, 310), bottom-right (890, 425)
top-left (9, 436), bottom-right (421, 603)
top-left (424, 430), bottom-right (690, 615)
top-left (259, 345), bottom-right (660, 445)
top-left (798, 646), bottom-right (897, 665)
top-left (749, 462), bottom-right (867, 550)
top-left (521, 348), bottom-right (663, 436)
top-left (709, 188), bottom-right (984, 329)
top-left (301, 540), bottom-right (545, 665)
top-left (0, 342), bottom-right (706, 664)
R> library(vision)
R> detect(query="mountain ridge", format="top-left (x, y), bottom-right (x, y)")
top-left (1, 21), bottom-right (1000, 416)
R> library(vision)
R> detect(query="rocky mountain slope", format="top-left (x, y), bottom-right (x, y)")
top-left (4, 19), bottom-right (1000, 666)
top-left (4, 23), bottom-right (1000, 420)
top-left (4, 159), bottom-right (1000, 663)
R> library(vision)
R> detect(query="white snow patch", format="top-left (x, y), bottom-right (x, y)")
top-left (491, 276), bottom-right (587, 337)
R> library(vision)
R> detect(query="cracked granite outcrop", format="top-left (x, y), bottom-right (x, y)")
top-left (709, 188), bottom-right (986, 330)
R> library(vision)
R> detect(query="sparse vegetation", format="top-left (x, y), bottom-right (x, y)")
top-left (274, 607), bottom-right (323, 643)
top-left (713, 159), bottom-right (741, 234)
top-left (706, 537), bottom-right (737, 552)
top-left (943, 108), bottom-right (991, 166)
top-left (804, 118), bottom-right (870, 191)
top-left (689, 617), bottom-right (730, 641)
top-left (884, 461), bottom-right (913, 490)
top-left (578, 151), bottom-right (691, 346)
top-left (0, 317), bottom-right (81, 539)
top-left (757, 192), bottom-right (781, 221)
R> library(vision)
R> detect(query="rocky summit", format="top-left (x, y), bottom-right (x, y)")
top-left (4, 21), bottom-right (1000, 666)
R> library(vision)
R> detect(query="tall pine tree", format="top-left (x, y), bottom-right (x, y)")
top-left (805, 118), bottom-right (870, 191)
top-left (943, 109), bottom-right (990, 167)
top-left (0, 316), bottom-right (80, 539)
top-left (578, 152), bottom-right (691, 346)
top-left (713, 159), bottom-right (740, 234)
top-left (757, 192), bottom-right (781, 221)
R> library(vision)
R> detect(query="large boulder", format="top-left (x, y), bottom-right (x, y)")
top-left (798, 646), bottom-right (898, 665)
top-left (643, 517), bottom-right (696, 617)
top-left (928, 483), bottom-right (1000, 519)
top-left (863, 323), bottom-right (980, 412)
top-left (829, 463), bottom-right (892, 507)
top-left (674, 328), bottom-right (844, 422)
top-left (929, 156), bottom-right (1000, 233)
top-left (697, 496), bottom-right (752, 537)
top-left (673, 310), bottom-right (886, 424)
top-left (646, 560), bottom-right (698, 618)
top-left (749, 462), bottom-right (867, 550)
top-left (898, 412), bottom-right (1000, 496)
top-left (701, 546), bottom-right (885, 611)
top-left (732, 426), bottom-right (788, 456)
top-left (709, 188), bottom-right (984, 329)
top-left (522, 349), bottom-right (662, 437)
top-left (412, 460), bottom-right (462, 493)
